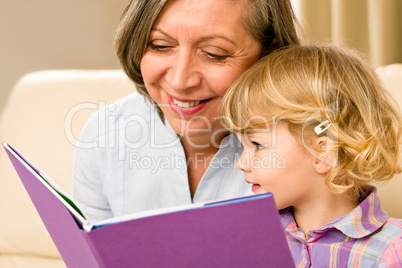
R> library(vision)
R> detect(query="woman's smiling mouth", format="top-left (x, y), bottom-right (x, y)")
top-left (172, 98), bottom-right (201, 108)
top-left (168, 94), bottom-right (213, 115)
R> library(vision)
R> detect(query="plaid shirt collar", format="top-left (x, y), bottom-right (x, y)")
top-left (280, 187), bottom-right (389, 239)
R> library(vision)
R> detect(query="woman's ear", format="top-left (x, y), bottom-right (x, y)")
top-left (267, 38), bottom-right (277, 54)
top-left (311, 137), bottom-right (337, 174)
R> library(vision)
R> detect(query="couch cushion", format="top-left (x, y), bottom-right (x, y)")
top-left (0, 70), bottom-right (134, 263)
top-left (0, 254), bottom-right (65, 268)
top-left (376, 64), bottom-right (402, 218)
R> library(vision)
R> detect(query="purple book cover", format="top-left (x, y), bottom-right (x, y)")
top-left (4, 142), bottom-right (295, 268)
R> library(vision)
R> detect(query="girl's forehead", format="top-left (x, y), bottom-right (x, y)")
top-left (239, 123), bottom-right (286, 137)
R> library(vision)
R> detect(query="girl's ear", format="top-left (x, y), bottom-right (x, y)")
top-left (311, 137), bottom-right (337, 174)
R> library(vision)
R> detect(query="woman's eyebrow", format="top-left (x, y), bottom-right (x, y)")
top-left (150, 28), bottom-right (172, 38)
top-left (200, 35), bottom-right (236, 46)
top-left (151, 28), bottom-right (236, 46)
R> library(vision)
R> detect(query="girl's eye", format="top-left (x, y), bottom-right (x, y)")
top-left (252, 142), bottom-right (264, 151)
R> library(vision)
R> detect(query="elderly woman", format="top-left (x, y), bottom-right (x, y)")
top-left (72, 0), bottom-right (300, 222)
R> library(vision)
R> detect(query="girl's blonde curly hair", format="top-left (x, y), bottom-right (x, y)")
top-left (221, 45), bottom-right (402, 198)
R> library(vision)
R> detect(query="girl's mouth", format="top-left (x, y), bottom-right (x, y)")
top-left (251, 184), bottom-right (262, 193)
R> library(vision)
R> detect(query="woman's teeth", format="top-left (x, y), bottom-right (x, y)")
top-left (172, 98), bottom-right (201, 108)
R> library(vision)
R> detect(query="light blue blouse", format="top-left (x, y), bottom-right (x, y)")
top-left (72, 92), bottom-right (253, 223)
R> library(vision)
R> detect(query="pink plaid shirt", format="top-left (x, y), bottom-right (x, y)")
top-left (280, 187), bottom-right (402, 267)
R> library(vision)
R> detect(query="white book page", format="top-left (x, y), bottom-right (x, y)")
top-left (85, 202), bottom-right (206, 231)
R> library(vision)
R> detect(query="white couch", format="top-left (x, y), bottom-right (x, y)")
top-left (0, 70), bottom-right (135, 267)
top-left (375, 64), bottom-right (402, 218)
top-left (0, 65), bottom-right (401, 267)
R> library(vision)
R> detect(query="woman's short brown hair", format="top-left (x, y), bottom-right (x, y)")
top-left (114, 0), bottom-right (300, 118)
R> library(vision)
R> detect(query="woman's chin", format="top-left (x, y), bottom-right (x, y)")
top-left (168, 116), bottom-right (227, 140)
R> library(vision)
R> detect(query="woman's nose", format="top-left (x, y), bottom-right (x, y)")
top-left (236, 151), bottom-right (251, 172)
top-left (165, 50), bottom-right (201, 92)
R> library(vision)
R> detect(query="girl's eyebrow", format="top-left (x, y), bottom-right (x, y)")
top-left (246, 132), bottom-right (265, 141)
top-left (247, 129), bottom-right (271, 135)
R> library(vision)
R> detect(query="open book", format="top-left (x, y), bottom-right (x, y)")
top-left (3, 142), bottom-right (295, 268)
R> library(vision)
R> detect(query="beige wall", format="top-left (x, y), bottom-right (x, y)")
top-left (291, 0), bottom-right (402, 67)
top-left (3, 0), bottom-right (401, 115)
top-left (0, 0), bottom-right (129, 114)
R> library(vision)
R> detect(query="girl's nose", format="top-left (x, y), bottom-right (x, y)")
top-left (165, 49), bottom-right (201, 92)
top-left (236, 151), bottom-right (251, 173)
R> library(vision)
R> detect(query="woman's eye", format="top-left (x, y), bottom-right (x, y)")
top-left (252, 142), bottom-right (264, 151)
top-left (204, 53), bottom-right (229, 63)
top-left (148, 42), bottom-right (172, 52)
top-left (150, 44), bottom-right (167, 50)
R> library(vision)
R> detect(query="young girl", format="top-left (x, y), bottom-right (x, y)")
top-left (221, 45), bottom-right (402, 267)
